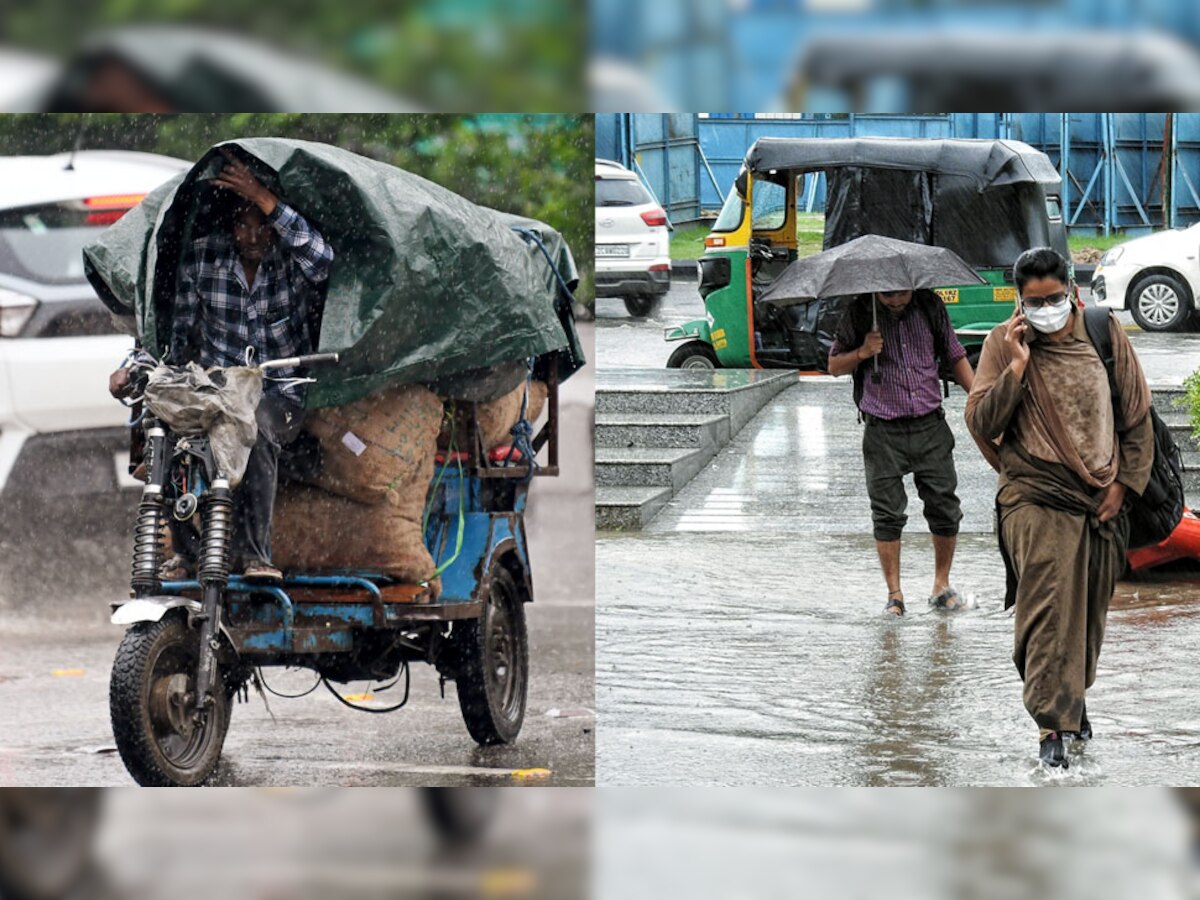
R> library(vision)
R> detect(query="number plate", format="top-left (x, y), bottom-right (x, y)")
top-left (596, 244), bottom-right (630, 258)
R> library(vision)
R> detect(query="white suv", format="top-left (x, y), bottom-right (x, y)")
top-left (594, 158), bottom-right (670, 316)
top-left (0, 149), bottom-right (190, 493)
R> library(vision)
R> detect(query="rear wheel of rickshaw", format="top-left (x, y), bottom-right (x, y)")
top-left (667, 340), bottom-right (720, 369)
top-left (453, 566), bottom-right (528, 745)
top-left (0, 789), bottom-right (100, 900)
top-left (110, 610), bottom-right (231, 786)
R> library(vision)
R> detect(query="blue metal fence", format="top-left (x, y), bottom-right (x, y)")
top-left (613, 113), bottom-right (1200, 231)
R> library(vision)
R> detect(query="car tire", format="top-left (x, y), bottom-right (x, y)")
top-left (1129, 274), bottom-right (1192, 332)
top-left (666, 341), bottom-right (720, 369)
top-left (623, 295), bottom-right (656, 317)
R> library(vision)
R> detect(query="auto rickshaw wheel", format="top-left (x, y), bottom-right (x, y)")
top-left (667, 340), bottom-right (720, 369)
top-left (453, 565), bottom-right (528, 745)
top-left (0, 789), bottom-right (100, 900)
top-left (1130, 274), bottom-right (1191, 332)
top-left (109, 610), bottom-right (231, 786)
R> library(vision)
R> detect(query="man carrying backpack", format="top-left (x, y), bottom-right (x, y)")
top-left (828, 287), bottom-right (975, 617)
top-left (965, 247), bottom-right (1154, 770)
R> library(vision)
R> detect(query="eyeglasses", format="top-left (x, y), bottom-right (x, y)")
top-left (1019, 291), bottom-right (1069, 309)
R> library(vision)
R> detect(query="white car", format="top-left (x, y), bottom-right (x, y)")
top-left (1092, 224), bottom-right (1200, 332)
top-left (594, 158), bottom-right (671, 316)
top-left (0, 149), bottom-right (190, 492)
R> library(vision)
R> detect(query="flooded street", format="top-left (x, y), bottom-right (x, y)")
top-left (596, 301), bottom-right (1200, 784)
top-left (598, 530), bottom-right (1200, 785)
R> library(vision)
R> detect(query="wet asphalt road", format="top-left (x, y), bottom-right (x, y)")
top-left (0, 326), bottom-right (594, 787)
top-left (595, 286), bottom-right (1200, 785)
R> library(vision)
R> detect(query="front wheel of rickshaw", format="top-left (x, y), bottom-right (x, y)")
top-left (667, 340), bottom-right (720, 369)
top-left (109, 611), bottom-right (231, 786)
top-left (453, 566), bottom-right (528, 745)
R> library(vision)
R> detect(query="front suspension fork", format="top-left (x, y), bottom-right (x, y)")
top-left (130, 419), bottom-right (169, 594)
top-left (194, 480), bottom-right (233, 710)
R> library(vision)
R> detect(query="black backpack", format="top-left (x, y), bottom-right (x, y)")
top-left (1082, 307), bottom-right (1185, 549)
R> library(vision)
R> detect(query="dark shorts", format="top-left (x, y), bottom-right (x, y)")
top-left (861, 409), bottom-right (963, 542)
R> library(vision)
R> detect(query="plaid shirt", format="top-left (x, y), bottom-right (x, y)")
top-left (169, 202), bottom-right (333, 399)
top-left (831, 298), bottom-right (966, 420)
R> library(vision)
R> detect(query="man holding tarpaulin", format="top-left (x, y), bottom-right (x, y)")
top-left (109, 149), bottom-right (334, 583)
top-left (965, 246), bottom-right (1153, 769)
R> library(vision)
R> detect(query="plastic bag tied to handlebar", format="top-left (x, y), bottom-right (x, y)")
top-left (143, 363), bottom-right (263, 487)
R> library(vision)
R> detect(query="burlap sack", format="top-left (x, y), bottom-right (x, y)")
top-left (271, 483), bottom-right (441, 594)
top-left (304, 383), bottom-right (443, 505)
top-left (440, 380), bottom-right (548, 452)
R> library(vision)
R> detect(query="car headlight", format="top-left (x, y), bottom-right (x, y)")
top-left (0, 288), bottom-right (38, 337)
top-left (1099, 246), bottom-right (1125, 265)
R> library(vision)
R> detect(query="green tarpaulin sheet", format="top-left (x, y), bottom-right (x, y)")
top-left (83, 137), bottom-right (584, 407)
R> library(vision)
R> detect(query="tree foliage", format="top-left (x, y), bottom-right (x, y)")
top-left (0, 113), bottom-right (593, 299)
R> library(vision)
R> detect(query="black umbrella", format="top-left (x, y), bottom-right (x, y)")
top-left (760, 234), bottom-right (985, 380)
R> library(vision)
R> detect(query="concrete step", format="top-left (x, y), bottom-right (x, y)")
top-left (594, 486), bottom-right (673, 531)
top-left (1185, 470), bottom-right (1200, 505)
top-left (594, 412), bottom-right (731, 450)
top-left (1152, 388), bottom-right (1187, 418)
top-left (596, 370), bottom-right (794, 434)
top-left (595, 446), bottom-right (714, 491)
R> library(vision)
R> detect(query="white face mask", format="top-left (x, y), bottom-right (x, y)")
top-left (1025, 299), bottom-right (1072, 334)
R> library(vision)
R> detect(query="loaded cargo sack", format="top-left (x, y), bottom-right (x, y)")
top-left (270, 376), bottom-right (551, 588)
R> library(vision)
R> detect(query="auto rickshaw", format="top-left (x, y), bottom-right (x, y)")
top-left (83, 138), bottom-right (585, 786)
top-left (664, 137), bottom-right (1073, 372)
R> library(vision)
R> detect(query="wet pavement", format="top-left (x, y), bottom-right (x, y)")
top-left (595, 293), bottom-right (1200, 785)
top-left (0, 325), bottom-right (595, 787)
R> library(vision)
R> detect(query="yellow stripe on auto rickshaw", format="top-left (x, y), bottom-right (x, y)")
top-left (993, 286), bottom-right (1017, 302)
top-left (936, 288), bottom-right (959, 304)
top-left (713, 338), bottom-right (728, 350)
top-left (712, 328), bottom-right (726, 340)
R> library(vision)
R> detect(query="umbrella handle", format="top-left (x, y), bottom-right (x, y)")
top-left (871, 294), bottom-right (881, 379)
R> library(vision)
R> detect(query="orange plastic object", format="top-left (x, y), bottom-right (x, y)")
top-left (1127, 508), bottom-right (1200, 573)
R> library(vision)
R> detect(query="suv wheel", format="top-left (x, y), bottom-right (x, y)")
top-left (623, 296), bottom-right (656, 317)
top-left (1130, 274), bottom-right (1192, 332)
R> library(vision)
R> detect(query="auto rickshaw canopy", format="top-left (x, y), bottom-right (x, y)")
top-left (737, 137), bottom-right (1064, 269)
top-left (83, 138), bottom-right (584, 408)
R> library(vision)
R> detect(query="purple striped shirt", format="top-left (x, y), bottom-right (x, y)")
top-left (830, 299), bottom-right (966, 420)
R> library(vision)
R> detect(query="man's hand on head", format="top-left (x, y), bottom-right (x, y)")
top-left (211, 149), bottom-right (278, 217)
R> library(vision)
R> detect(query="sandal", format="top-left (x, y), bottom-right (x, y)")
top-left (883, 595), bottom-right (905, 616)
top-left (930, 587), bottom-right (965, 612)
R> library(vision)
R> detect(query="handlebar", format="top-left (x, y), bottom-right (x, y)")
top-left (259, 352), bottom-right (340, 371)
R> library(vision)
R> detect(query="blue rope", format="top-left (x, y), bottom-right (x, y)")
top-left (504, 356), bottom-right (539, 483)
top-left (510, 226), bottom-right (574, 309)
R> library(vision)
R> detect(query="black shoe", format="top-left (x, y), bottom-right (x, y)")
top-left (1078, 704), bottom-right (1092, 741)
top-left (1039, 732), bottom-right (1069, 769)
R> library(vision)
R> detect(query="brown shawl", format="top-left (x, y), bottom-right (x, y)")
top-left (965, 308), bottom-right (1152, 493)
